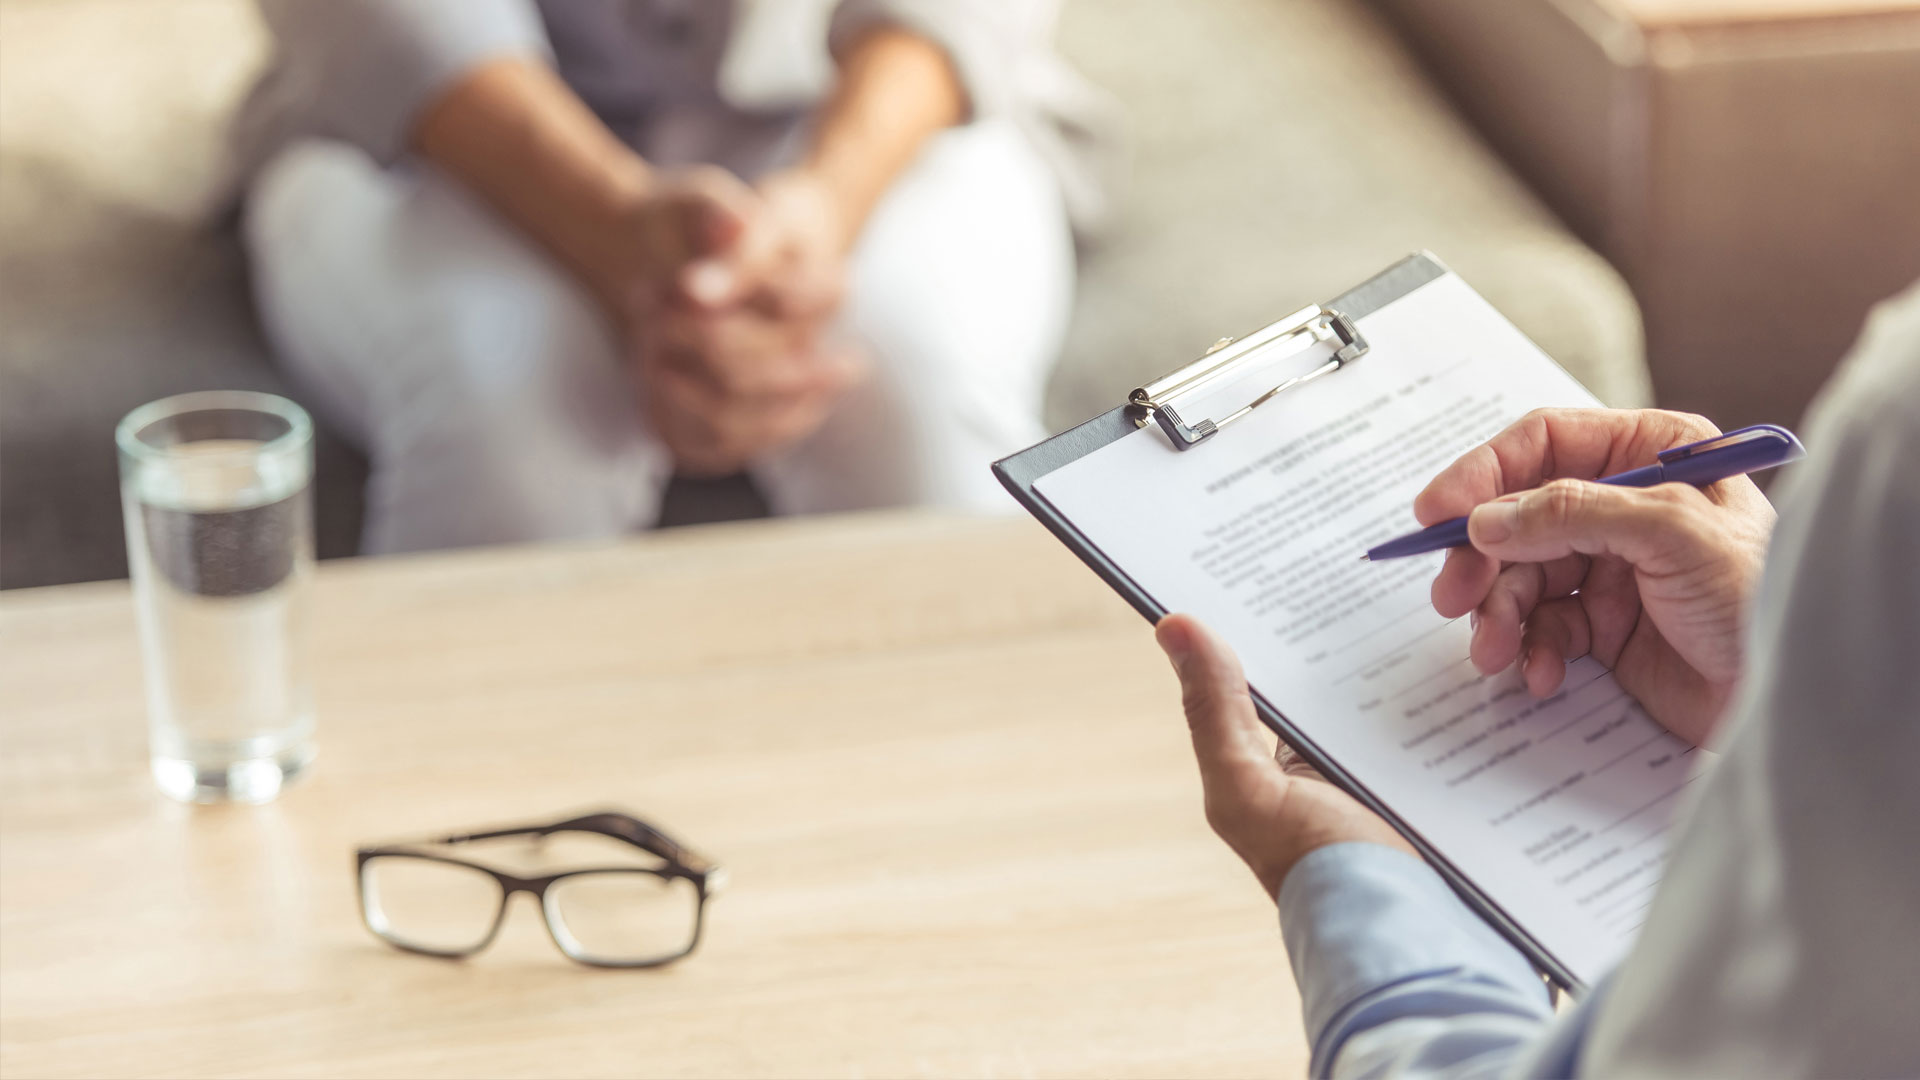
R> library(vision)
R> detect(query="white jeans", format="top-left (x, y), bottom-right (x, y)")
top-left (243, 122), bottom-right (1071, 554)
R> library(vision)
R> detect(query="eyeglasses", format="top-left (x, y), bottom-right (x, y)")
top-left (355, 810), bottom-right (724, 968)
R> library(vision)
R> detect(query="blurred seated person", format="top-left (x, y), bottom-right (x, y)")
top-left (231, 0), bottom-right (1120, 553)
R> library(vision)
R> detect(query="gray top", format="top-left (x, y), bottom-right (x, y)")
top-left (232, 0), bottom-right (1124, 234)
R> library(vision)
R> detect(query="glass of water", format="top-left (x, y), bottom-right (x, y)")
top-left (116, 391), bottom-right (316, 804)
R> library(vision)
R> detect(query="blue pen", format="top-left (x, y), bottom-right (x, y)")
top-left (1361, 424), bottom-right (1806, 562)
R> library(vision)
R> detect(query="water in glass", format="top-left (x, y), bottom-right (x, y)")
top-left (118, 395), bottom-right (316, 803)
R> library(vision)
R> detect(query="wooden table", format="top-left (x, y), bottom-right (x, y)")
top-left (0, 513), bottom-right (1308, 1078)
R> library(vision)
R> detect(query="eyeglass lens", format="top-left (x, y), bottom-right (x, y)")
top-left (361, 855), bottom-right (503, 954)
top-left (543, 870), bottom-right (700, 965)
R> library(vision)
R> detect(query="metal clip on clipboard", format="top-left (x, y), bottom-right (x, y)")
top-left (1129, 305), bottom-right (1369, 449)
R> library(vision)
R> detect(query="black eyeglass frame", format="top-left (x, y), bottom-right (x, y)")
top-left (355, 810), bottom-right (724, 969)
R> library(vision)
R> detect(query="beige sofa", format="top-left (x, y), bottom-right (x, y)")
top-left (1378, 0), bottom-right (1920, 433)
top-left (0, 0), bottom-right (1651, 588)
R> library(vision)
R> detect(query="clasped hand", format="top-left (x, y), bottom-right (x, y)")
top-left (613, 167), bottom-right (866, 476)
top-left (1158, 408), bottom-right (1777, 899)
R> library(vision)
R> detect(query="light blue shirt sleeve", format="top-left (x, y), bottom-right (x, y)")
top-left (1278, 843), bottom-right (1577, 1078)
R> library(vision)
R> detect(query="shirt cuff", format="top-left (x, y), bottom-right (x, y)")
top-left (1279, 843), bottom-right (1553, 1074)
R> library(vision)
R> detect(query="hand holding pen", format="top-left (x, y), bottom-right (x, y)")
top-left (1382, 410), bottom-right (1794, 747)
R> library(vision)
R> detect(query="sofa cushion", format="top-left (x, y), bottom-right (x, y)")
top-left (0, 0), bottom-right (369, 589)
top-left (1048, 0), bottom-right (1649, 432)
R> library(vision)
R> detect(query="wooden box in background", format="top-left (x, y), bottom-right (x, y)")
top-left (1378, 0), bottom-right (1920, 431)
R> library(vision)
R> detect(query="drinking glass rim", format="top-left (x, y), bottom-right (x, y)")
top-left (115, 390), bottom-right (313, 465)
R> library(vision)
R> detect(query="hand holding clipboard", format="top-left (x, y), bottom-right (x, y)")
top-left (993, 253), bottom-right (1772, 989)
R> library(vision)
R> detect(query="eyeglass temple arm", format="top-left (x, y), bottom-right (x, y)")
top-left (436, 812), bottom-right (719, 876)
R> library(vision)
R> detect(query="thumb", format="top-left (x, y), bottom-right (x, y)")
top-left (1467, 479), bottom-right (1716, 574)
top-left (679, 258), bottom-right (742, 308)
top-left (1155, 614), bottom-right (1273, 794)
top-left (672, 173), bottom-right (754, 257)
top-left (648, 172), bottom-right (758, 306)
top-left (674, 210), bottom-right (789, 312)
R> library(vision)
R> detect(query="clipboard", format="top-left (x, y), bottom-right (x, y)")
top-left (993, 252), bottom-right (1588, 991)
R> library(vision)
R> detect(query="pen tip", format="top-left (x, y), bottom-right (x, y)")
top-left (1358, 554), bottom-right (1371, 562)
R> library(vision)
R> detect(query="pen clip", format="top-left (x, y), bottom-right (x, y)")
top-left (1656, 423), bottom-right (1805, 465)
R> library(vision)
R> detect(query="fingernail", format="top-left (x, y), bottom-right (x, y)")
top-left (1469, 610), bottom-right (1480, 632)
top-left (1474, 501), bottom-right (1519, 544)
top-left (685, 262), bottom-right (732, 303)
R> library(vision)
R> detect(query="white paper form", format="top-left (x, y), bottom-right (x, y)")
top-left (1036, 274), bottom-right (1703, 984)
